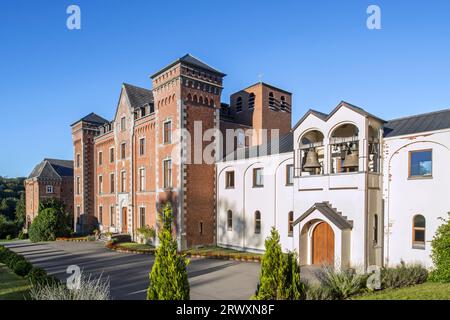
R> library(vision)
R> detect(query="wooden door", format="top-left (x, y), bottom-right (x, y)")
top-left (312, 222), bottom-right (334, 265)
top-left (122, 207), bottom-right (127, 233)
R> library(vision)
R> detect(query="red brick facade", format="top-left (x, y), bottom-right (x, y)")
top-left (71, 55), bottom-right (291, 249)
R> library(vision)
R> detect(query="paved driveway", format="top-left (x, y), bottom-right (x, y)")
top-left (2, 240), bottom-right (260, 300)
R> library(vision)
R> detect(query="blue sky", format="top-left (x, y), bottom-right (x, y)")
top-left (1, 0), bottom-right (450, 177)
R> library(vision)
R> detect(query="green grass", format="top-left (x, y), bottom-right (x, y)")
top-left (185, 245), bottom-right (262, 258)
top-left (354, 282), bottom-right (450, 300)
top-left (0, 263), bottom-right (31, 300)
top-left (0, 238), bottom-right (18, 242)
top-left (117, 242), bottom-right (155, 251)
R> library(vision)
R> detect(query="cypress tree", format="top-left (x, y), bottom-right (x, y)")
top-left (147, 203), bottom-right (190, 300)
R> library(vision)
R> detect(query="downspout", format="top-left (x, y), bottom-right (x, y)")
top-left (364, 117), bottom-right (369, 271)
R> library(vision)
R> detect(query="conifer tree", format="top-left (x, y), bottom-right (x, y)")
top-left (147, 203), bottom-right (190, 300)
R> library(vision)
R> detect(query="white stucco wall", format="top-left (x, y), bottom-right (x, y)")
top-left (383, 128), bottom-right (450, 267)
top-left (216, 152), bottom-right (294, 252)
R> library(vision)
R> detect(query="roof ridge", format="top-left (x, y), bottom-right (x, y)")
top-left (387, 107), bottom-right (450, 123)
top-left (123, 82), bottom-right (152, 92)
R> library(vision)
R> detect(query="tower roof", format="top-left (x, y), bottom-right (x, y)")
top-left (151, 54), bottom-right (226, 78)
top-left (27, 159), bottom-right (73, 180)
top-left (71, 112), bottom-right (109, 127)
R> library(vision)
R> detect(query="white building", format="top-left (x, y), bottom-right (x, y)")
top-left (216, 101), bottom-right (450, 269)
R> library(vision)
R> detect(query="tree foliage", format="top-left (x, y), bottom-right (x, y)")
top-left (253, 227), bottom-right (305, 300)
top-left (429, 213), bottom-right (450, 283)
top-left (28, 207), bottom-right (71, 242)
top-left (147, 203), bottom-right (190, 300)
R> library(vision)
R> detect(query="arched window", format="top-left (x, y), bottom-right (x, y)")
top-left (227, 210), bottom-right (232, 231)
top-left (248, 93), bottom-right (255, 109)
top-left (187, 93), bottom-right (192, 101)
top-left (204, 97), bottom-right (209, 106)
top-left (255, 211), bottom-right (261, 234)
top-left (288, 211), bottom-right (294, 237)
top-left (236, 96), bottom-right (243, 112)
top-left (413, 215), bottom-right (426, 248)
top-left (269, 92), bottom-right (275, 110)
top-left (193, 95), bottom-right (198, 103)
top-left (199, 96), bottom-right (204, 104)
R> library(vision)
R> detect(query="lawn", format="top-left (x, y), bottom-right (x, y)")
top-left (354, 282), bottom-right (450, 300)
top-left (0, 263), bottom-right (31, 300)
top-left (117, 242), bottom-right (155, 252)
top-left (185, 245), bottom-right (262, 259)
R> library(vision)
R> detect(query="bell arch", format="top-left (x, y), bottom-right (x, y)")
top-left (298, 129), bottom-right (324, 176)
top-left (329, 123), bottom-right (359, 174)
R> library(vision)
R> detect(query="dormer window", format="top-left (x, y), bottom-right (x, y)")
top-left (46, 185), bottom-right (53, 194)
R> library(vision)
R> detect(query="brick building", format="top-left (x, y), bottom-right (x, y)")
top-left (71, 54), bottom-right (291, 249)
top-left (24, 159), bottom-right (74, 229)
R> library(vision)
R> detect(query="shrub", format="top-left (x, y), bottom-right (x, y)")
top-left (18, 230), bottom-right (28, 239)
top-left (137, 225), bottom-right (156, 244)
top-left (252, 228), bottom-right (305, 300)
top-left (5, 234), bottom-right (12, 240)
top-left (381, 261), bottom-right (428, 289)
top-left (0, 215), bottom-right (18, 239)
top-left (27, 267), bottom-right (49, 285)
top-left (429, 213), bottom-right (450, 283)
top-left (314, 265), bottom-right (366, 300)
top-left (28, 208), bottom-right (71, 242)
top-left (304, 282), bottom-right (335, 300)
top-left (0, 245), bottom-right (33, 277)
top-left (147, 203), bottom-right (190, 300)
top-left (12, 259), bottom-right (32, 276)
top-left (29, 272), bottom-right (110, 300)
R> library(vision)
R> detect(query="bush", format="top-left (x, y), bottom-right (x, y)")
top-left (381, 261), bottom-right (428, 289)
top-left (0, 215), bottom-right (18, 239)
top-left (252, 228), bottom-right (305, 300)
top-left (18, 230), bottom-right (28, 239)
top-left (5, 234), bottom-right (12, 240)
top-left (304, 282), bottom-right (335, 300)
top-left (12, 259), bottom-right (32, 276)
top-left (429, 213), bottom-right (450, 283)
top-left (29, 272), bottom-right (110, 300)
top-left (314, 265), bottom-right (366, 300)
top-left (0, 245), bottom-right (33, 277)
top-left (28, 208), bottom-right (71, 242)
top-left (147, 203), bottom-right (190, 300)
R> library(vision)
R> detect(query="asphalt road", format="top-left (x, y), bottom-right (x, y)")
top-left (3, 240), bottom-right (261, 300)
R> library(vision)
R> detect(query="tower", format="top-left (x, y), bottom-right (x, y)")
top-left (71, 113), bottom-right (108, 234)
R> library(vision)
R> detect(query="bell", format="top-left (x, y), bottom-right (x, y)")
top-left (342, 150), bottom-right (359, 169)
top-left (303, 149), bottom-right (321, 170)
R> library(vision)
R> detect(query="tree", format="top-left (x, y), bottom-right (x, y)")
top-left (14, 194), bottom-right (26, 229)
top-left (253, 228), bottom-right (304, 300)
top-left (147, 203), bottom-right (190, 300)
top-left (28, 208), bottom-right (71, 242)
top-left (0, 198), bottom-right (18, 220)
top-left (429, 213), bottom-right (450, 283)
top-left (0, 215), bottom-right (18, 239)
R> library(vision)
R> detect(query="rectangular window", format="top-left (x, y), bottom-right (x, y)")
top-left (139, 168), bottom-right (145, 191)
top-left (163, 159), bottom-right (172, 189)
top-left (110, 148), bottom-right (115, 163)
top-left (76, 206), bottom-right (81, 221)
top-left (139, 138), bottom-right (145, 156)
top-left (46, 185), bottom-right (53, 194)
top-left (286, 164), bottom-right (294, 185)
top-left (140, 207), bottom-right (146, 227)
top-left (163, 121), bottom-right (172, 144)
top-left (110, 173), bottom-right (115, 193)
top-left (288, 211), bottom-right (294, 237)
top-left (110, 205), bottom-right (115, 227)
top-left (76, 154), bottom-right (81, 168)
top-left (121, 117), bottom-right (126, 131)
top-left (121, 143), bottom-right (126, 159)
top-left (98, 151), bottom-right (103, 166)
top-left (255, 211), bottom-right (261, 234)
top-left (76, 177), bottom-right (81, 195)
top-left (199, 221), bottom-right (203, 235)
top-left (409, 150), bottom-right (432, 178)
top-left (98, 206), bottom-right (103, 224)
top-left (253, 168), bottom-right (264, 187)
top-left (121, 171), bottom-right (126, 193)
top-left (225, 171), bottom-right (235, 188)
top-left (98, 175), bottom-right (103, 194)
top-left (227, 211), bottom-right (232, 231)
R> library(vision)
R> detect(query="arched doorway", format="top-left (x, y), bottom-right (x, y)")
top-left (312, 222), bottom-right (334, 265)
top-left (121, 207), bottom-right (128, 233)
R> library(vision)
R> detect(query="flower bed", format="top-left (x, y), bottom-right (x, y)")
top-left (105, 241), bottom-right (155, 255)
top-left (56, 236), bottom-right (92, 242)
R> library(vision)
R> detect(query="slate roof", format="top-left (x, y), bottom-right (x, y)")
top-left (71, 112), bottom-right (109, 127)
top-left (123, 83), bottom-right (154, 109)
top-left (384, 108), bottom-right (450, 138)
top-left (151, 54), bottom-right (226, 78)
top-left (28, 159), bottom-right (74, 180)
top-left (223, 132), bottom-right (293, 161)
top-left (293, 101), bottom-right (385, 131)
top-left (293, 202), bottom-right (353, 230)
